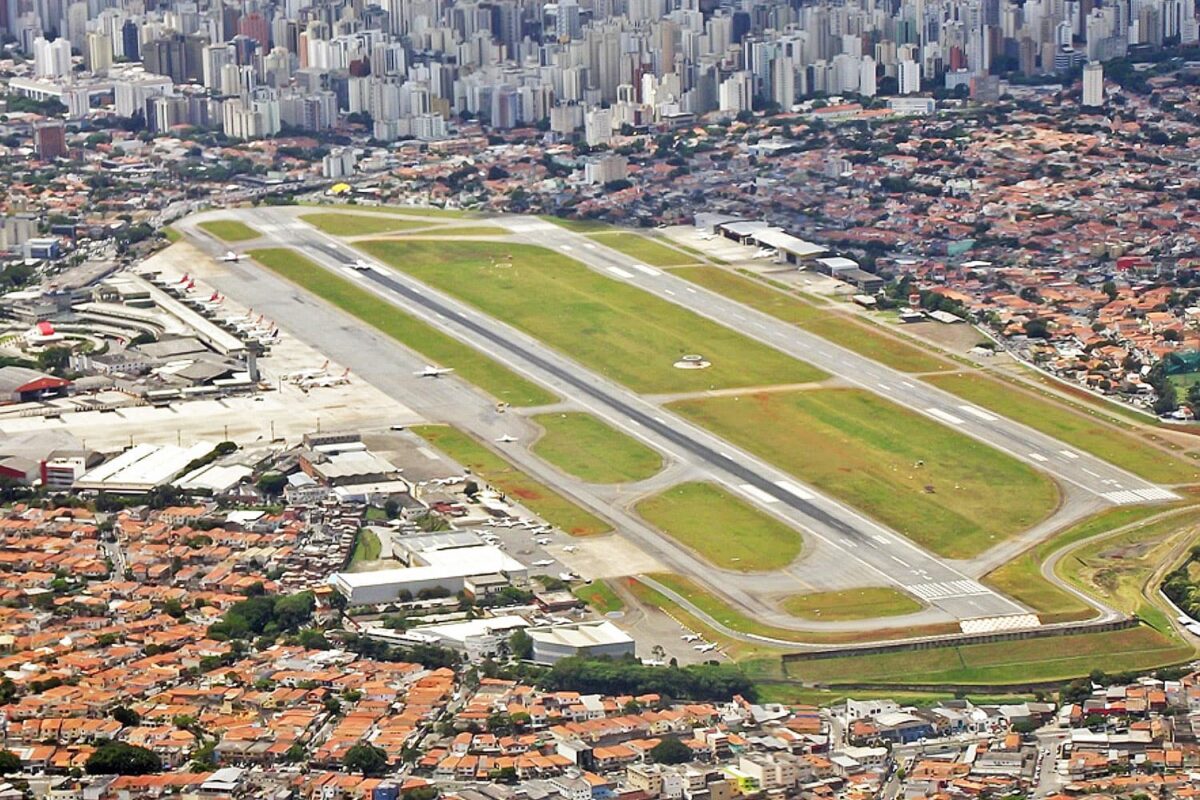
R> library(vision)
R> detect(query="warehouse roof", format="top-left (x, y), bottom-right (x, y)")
top-left (527, 620), bottom-right (634, 648)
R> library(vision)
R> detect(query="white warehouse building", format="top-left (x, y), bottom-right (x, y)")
top-left (329, 544), bottom-right (528, 605)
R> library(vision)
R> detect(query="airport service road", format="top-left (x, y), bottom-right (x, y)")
top-left (507, 218), bottom-right (1180, 507)
top-left (185, 209), bottom-right (1052, 628)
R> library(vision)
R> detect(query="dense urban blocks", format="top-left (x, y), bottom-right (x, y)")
top-left (668, 388), bottom-right (1060, 559)
top-left (299, 212), bottom-right (442, 237)
top-left (358, 239), bottom-right (829, 393)
top-left (781, 588), bottom-right (924, 621)
top-left (411, 424), bottom-right (612, 537)
top-left (635, 482), bottom-right (803, 572)
top-left (924, 372), bottom-right (1197, 484)
top-left (531, 412), bottom-right (664, 484)
top-left (198, 219), bottom-right (260, 242)
top-left (249, 247), bottom-right (557, 407)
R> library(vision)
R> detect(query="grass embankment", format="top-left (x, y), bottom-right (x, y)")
top-left (635, 482), bottom-right (802, 572)
top-left (925, 373), bottom-right (1198, 484)
top-left (587, 232), bottom-right (698, 267)
top-left (1058, 508), bottom-right (1200, 627)
top-left (531, 412), bottom-right (663, 484)
top-left (669, 267), bottom-right (952, 374)
top-left (198, 219), bottom-right (260, 242)
top-left (782, 588), bottom-right (924, 621)
top-left (358, 239), bottom-right (827, 394)
top-left (983, 505), bottom-right (1171, 623)
top-left (575, 581), bottom-right (624, 614)
top-left (669, 389), bottom-right (1060, 558)
top-left (249, 248), bottom-right (555, 407)
top-left (300, 212), bottom-right (440, 237)
top-left (543, 216), bottom-right (614, 233)
top-left (348, 529), bottom-right (381, 570)
top-left (412, 425), bottom-right (610, 536)
top-left (783, 624), bottom-right (1191, 686)
top-left (163, 227), bottom-right (182, 243)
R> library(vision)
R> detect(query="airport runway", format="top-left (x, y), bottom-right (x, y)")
top-left (503, 217), bottom-right (1184, 506)
top-left (172, 208), bottom-right (1100, 632)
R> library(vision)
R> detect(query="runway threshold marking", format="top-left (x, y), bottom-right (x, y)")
top-left (774, 480), bottom-right (814, 500)
top-left (738, 484), bottom-right (778, 504)
top-left (607, 266), bottom-right (634, 279)
top-left (959, 405), bottom-right (999, 422)
top-left (631, 263), bottom-right (660, 276)
top-left (926, 407), bottom-right (965, 425)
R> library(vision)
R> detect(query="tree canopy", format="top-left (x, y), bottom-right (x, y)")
top-left (542, 657), bottom-right (755, 701)
top-left (85, 741), bottom-right (162, 775)
top-left (206, 591), bottom-right (315, 641)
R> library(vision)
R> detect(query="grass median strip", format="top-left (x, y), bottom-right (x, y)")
top-left (531, 412), bottom-right (663, 483)
top-left (668, 267), bottom-right (952, 373)
top-left (925, 372), bottom-right (1197, 484)
top-left (784, 624), bottom-right (1191, 686)
top-left (636, 482), bottom-right (802, 571)
top-left (359, 239), bottom-right (827, 393)
top-left (300, 212), bottom-right (440, 237)
top-left (249, 248), bottom-right (556, 407)
top-left (412, 425), bottom-right (611, 536)
top-left (782, 588), bottom-right (924, 621)
top-left (587, 232), bottom-right (698, 267)
top-left (198, 219), bottom-right (260, 242)
top-left (669, 388), bottom-right (1059, 559)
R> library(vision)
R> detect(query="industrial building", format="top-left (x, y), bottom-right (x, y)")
top-left (74, 441), bottom-right (214, 493)
top-left (526, 620), bottom-right (636, 664)
top-left (329, 543), bottom-right (528, 605)
top-left (0, 367), bottom-right (71, 405)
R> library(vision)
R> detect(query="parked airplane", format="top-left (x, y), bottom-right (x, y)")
top-left (495, 434), bottom-right (517, 443)
top-left (414, 365), bottom-right (455, 378)
top-left (562, 545), bottom-right (577, 553)
top-left (531, 559), bottom-right (555, 567)
top-left (558, 572), bottom-right (578, 582)
top-left (681, 634), bottom-right (702, 642)
top-left (695, 643), bottom-right (718, 653)
top-left (220, 251), bottom-right (246, 262)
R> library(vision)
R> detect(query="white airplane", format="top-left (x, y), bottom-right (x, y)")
top-left (562, 545), bottom-right (577, 553)
top-left (681, 634), bottom-right (702, 642)
top-left (495, 434), bottom-right (517, 443)
top-left (531, 559), bottom-right (555, 567)
top-left (695, 643), bottom-right (718, 653)
top-left (558, 572), bottom-right (578, 582)
top-left (221, 251), bottom-right (247, 262)
top-left (535, 537), bottom-right (551, 545)
top-left (414, 365), bottom-right (455, 378)
top-left (353, 258), bottom-right (372, 270)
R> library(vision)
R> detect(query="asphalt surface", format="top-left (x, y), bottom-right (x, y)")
top-left (170, 205), bottom-right (1178, 637)
top-left (510, 217), bottom-right (1184, 505)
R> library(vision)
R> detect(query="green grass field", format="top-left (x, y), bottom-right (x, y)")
top-left (410, 225), bottom-right (508, 237)
top-left (543, 216), bottom-right (615, 233)
top-left (300, 212), bottom-right (440, 237)
top-left (785, 624), bottom-right (1192, 685)
top-left (575, 581), bottom-right (624, 614)
top-left (669, 389), bottom-right (1060, 558)
top-left (311, 203), bottom-right (480, 219)
top-left (348, 528), bottom-right (381, 570)
top-left (925, 373), bottom-right (1198, 484)
top-left (668, 267), bottom-right (952, 374)
top-left (634, 574), bottom-right (958, 649)
top-left (163, 226), bottom-right (181, 243)
top-left (636, 482), bottom-right (803, 571)
top-left (782, 588), bottom-right (924, 621)
top-left (531, 412), bottom-right (663, 483)
top-left (249, 248), bottom-right (555, 407)
top-left (588, 233), bottom-right (698, 267)
top-left (198, 219), bottom-right (260, 242)
top-left (358, 239), bottom-right (827, 394)
top-left (983, 505), bottom-right (1169, 623)
top-left (412, 425), bottom-right (611, 536)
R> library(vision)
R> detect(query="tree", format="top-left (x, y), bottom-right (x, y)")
top-left (650, 737), bottom-right (692, 764)
top-left (509, 629), bottom-right (533, 660)
top-left (0, 751), bottom-right (20, 775)
top-left (85, 741), bottom-right (162, 775)
top-left (343, 743), bottom-right (388, 776)
top-left (36, 347), bottom-right (71, 376)
top-left (111, 706), bottom-right (141, 726)
top-left (1102, 280), bottom-right (1118, 301)
top-left (256, 472), bottom-right (287, 495)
